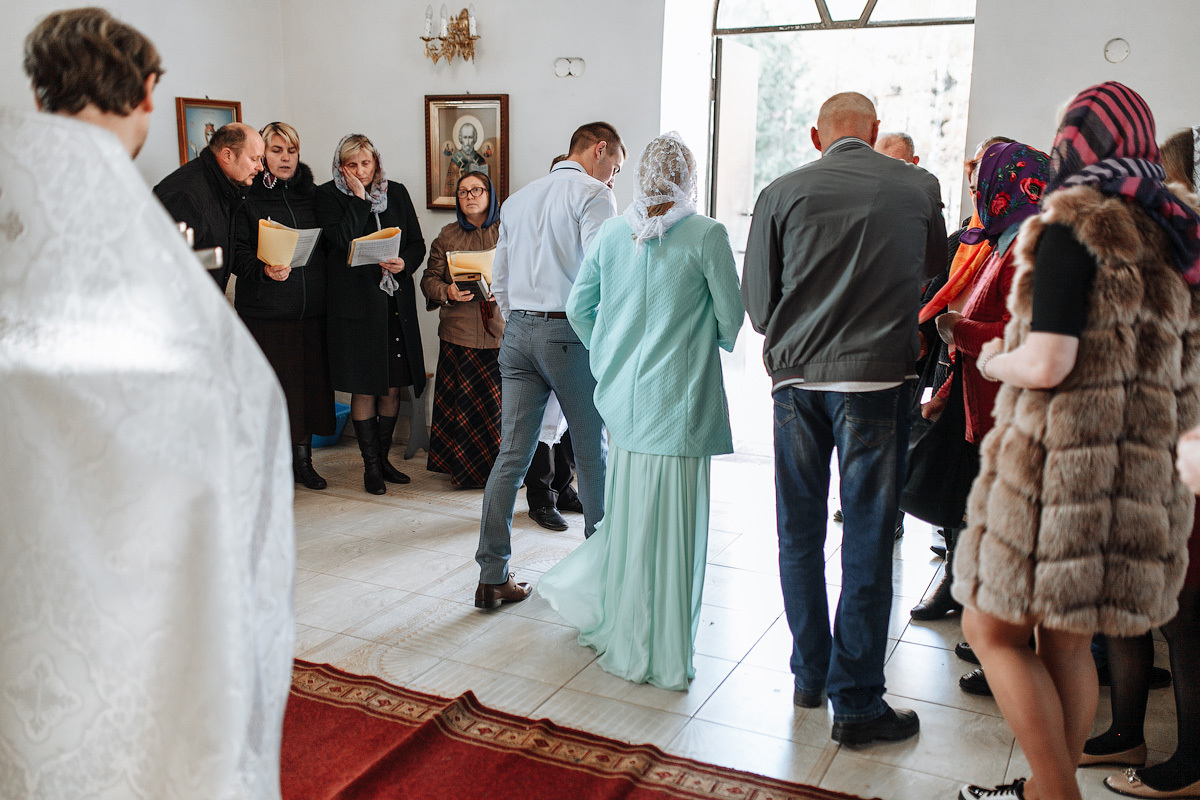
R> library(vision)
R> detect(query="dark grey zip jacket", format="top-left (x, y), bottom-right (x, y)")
top-left (742, 138), bottom-right (947, 388)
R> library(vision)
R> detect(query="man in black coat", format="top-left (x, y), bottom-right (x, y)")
top-left (153, 122), bottom-right (264, 290)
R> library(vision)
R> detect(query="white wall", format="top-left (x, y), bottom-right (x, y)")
top-left (3, 0), bottom-right (667, 387)
top-left (280, 0), bottom-right (668, 374)
top-left (18, 0), bottom-right (1198, 402)
top-left (0, 1), bottom-right (287, 187)
top-left (660, 0), bottom-right (717, 208)
top-left (966, 0), bottom-right (1200, 157)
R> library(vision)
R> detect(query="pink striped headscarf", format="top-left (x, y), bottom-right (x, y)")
top-left (1047, 82), bottom-right (1200, 284)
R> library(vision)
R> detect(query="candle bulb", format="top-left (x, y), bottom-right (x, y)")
top-left (468, 4), bottom-right (476, 36)
top-left (423, 5), bottom-right (433, 37)
top-left (439, 4), bottom-right (449, 37)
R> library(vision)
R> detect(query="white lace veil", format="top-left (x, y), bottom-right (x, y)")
top-left (623, 131), bottom-right (698, 247)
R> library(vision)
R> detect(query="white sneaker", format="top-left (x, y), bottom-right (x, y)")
top-left (959, 779), bottom-right (1026, 800)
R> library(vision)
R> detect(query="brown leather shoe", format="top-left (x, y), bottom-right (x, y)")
top-left (474, 574), bottom-right (532, 609)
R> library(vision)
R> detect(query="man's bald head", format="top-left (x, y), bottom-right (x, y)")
top-left (210, 122), bottom-right (264, 185)
top-left (812, 92), bottom-right (879, 152)
top-left (208, 122), bottom-right (256, 155)
top-left (876, 132), bottom-right (918, 164)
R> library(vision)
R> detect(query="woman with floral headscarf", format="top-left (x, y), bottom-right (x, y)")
top-left (316, 134), bottom-right (426, 495)
top-left (910, 142), bottom-right (1050, 624)
top-left (537, 133), bottom-right (744, 691)
top-left (952, 83), bottom-right (1200, 800)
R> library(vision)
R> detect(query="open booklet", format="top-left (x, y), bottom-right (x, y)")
top-left (348, 227), bottom-right (402, 266)
top-left (447, 248), bottom-right (496, 299)
top-left (257, 219), bottom-right (322, 267)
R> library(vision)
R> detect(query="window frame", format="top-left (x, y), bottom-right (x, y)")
top-left (712, 0), bottom-right (974, 36)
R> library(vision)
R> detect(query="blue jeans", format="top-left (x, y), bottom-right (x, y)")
top-left (475, 312), bottom-right (607, 584)
top-left (773, 384), bottom-right (911, 723)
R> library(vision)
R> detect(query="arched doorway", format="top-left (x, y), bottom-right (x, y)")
top-left (708, 0), bottom-right (976, 454)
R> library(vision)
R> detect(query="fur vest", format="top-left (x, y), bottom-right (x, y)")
top-left (952, 185), bottom-right (1200, 636)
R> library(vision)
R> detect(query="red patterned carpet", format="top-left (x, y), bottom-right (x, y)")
top-left (283, 660), bottom-right (876, 800)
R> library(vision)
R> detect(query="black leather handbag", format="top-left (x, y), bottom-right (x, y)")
top-left (900, 349), bottom-right (980, 529)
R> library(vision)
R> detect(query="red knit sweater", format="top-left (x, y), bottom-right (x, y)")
top-left (953, 248), bottom-right (1016, 443)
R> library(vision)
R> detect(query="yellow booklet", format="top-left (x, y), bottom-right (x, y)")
top-left (348, 227), bottom-right (402, 266)
top-left (446, 248), bottom-right (496, 285)
top-left (257, 219), bottom-right (321, 267)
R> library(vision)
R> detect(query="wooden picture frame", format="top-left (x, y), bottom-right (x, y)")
top-left (424, 94), bottom-right (509, 210)
top-left (175, 97), bottom-right (242, 165)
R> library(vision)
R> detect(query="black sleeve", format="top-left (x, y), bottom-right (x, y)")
top-left (231, 204), bottom-right (266, 281)
top-left (155, 188), bottom-right (205, 238)
top-left (315, 183), bottom-right (372, 256)
top-left (395, 184), bottom-right (426, 270)
top-left (1030, 223), bottom-right (1098, 337)
top-left (922, 195), bottom-right (949, 282)
top-left (943, 225), bottom-right (965, 276)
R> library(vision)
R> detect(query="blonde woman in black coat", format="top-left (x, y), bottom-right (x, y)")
top-left (232, 122), bottom-right (334, 490)
top-left (316, 134), bottom-right (426, 495)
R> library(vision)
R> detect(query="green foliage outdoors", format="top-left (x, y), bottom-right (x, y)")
top-left (746, 33), bottom-right (815, 198)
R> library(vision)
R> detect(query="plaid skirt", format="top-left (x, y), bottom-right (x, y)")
top-left (427, 340), bottom-right (501, 488)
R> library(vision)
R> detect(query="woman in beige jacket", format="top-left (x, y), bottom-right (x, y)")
top-left (420, 171), bottom-right (504, 488)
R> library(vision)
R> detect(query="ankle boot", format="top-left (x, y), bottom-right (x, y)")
top-left (292, 439), bottom-right (327, 490)
top-left (911, 527), bottom-right (963, 620)
top-left (352, 418), bottom-right (386, 495)
top-left (376, 414), bottom-right (411, 484)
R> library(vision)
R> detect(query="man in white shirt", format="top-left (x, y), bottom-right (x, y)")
top-left (1, 9), bottom-right (294, 797)
top-left (474, 122), bottom-right (625, 609)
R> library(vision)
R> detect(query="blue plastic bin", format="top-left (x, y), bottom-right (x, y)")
top-left (313, 402), bottom-right (351, 448)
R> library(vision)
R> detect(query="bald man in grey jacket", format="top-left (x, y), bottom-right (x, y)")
top-left (743, 92), bottom-right (946, 746)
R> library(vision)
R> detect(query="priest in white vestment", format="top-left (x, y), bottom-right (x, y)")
top-left (0, 9), bottom-right (294, 799)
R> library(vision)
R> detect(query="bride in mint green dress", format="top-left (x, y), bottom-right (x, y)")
top-left (537, 133), bottom-right (744, 691)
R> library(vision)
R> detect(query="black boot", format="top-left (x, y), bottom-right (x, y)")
top-left (911, 527), bottom-right (963, 620)
top-left (376, 414), bottom-right (411, 484)
top-left (352, 418), bottom-right (386, 495)
top-left (292, 439), bottom-right (327, 490)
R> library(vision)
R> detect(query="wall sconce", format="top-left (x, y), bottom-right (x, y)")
top-left (421, 4), bottom-right (479, 65)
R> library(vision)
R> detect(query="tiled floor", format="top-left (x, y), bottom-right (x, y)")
top-left (293, 442), bottom-right (1177, 800)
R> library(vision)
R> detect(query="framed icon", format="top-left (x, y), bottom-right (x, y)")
top-left (175, 97), bottom-right (242, 165)
top-left (424, 94), bottom-right (509, 210)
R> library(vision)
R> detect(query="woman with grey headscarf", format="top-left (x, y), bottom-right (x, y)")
top-left (538, 133), bottom-right (744, 691)
top-left (316, 134), bottom-right (426, 495)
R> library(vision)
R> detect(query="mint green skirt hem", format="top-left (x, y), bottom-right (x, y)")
top-left (538, 444), bottom-right (710, 692)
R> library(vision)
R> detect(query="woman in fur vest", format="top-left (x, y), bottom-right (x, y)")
top-left (952, 84), bottom-right (1200, 800)
top-left (232, 122), bottom-right (335, 490)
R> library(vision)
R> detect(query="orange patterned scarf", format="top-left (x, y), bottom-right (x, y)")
top-left (918, 212), bottom-right (992, 324)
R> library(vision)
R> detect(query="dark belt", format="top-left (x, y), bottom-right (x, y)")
top-left (515, 310), bottom-right (567, 319)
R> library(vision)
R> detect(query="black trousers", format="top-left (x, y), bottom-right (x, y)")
top-left (524, 430), bottom-right (577, 510)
